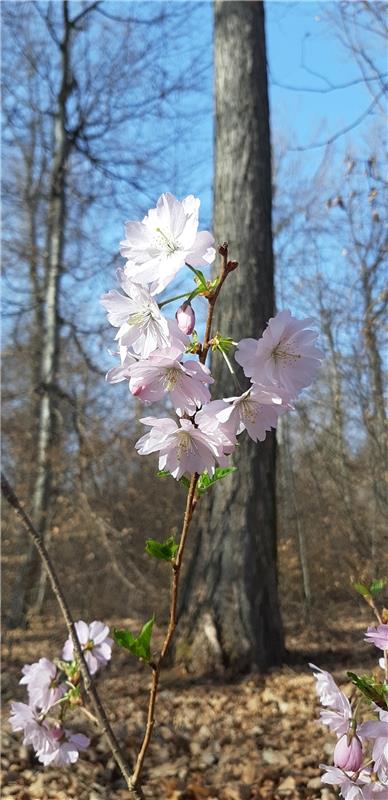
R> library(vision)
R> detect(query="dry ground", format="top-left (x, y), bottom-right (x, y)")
top-left (1, 605), bottom-right (376, 800)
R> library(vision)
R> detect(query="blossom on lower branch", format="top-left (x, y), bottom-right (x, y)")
top-left (135, 416), bottom-right (229, 480)
top-left (10, 702), bottom-right (89, 766)
top-left (20, 658), bottom-right (65, 712)
top-left (310, 658), bottom-right (388, 797)
top-left (62, 620), bottom-right (113, 675)
top-left (364, 624), bottom-right (388, 652)
top-left (10, 619), bottom-right (112, 768)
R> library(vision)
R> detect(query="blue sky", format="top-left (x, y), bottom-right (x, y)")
top-left (3, 1), bottom-right (385, 362)
top-left (155, 0), bottom-right (385, 228)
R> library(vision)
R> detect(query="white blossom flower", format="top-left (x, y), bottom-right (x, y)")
top-left (128, 352), bottom-right (213, 415)
top-left (62, 621), bottom-right (113, 676)
top-left (101, 269), bottom-right (170, 358)
top-left (120, 193), bottom-right (215, 295)
top-left (135, 416), bottom-right (228, 480)
top-left (38, 727), bottom-right (90, 766)
top-left (236, 310), bottom-right (323, 396)
top-left (20, 658), bottom-right (64, 712)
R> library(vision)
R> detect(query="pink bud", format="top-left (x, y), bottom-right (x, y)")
top-left (334, 734), bottom-right (363, 771)
top-left (131, 384), bottom-right (146, 397)
top-left (175, 303), bottom-right (195, 335)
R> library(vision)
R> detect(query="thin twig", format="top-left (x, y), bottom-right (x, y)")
top-left (199, 243), bottom-right (238, 365)
top-left (1, 473), bottom-right (143, 800)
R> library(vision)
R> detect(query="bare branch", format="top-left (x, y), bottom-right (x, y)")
top-left (1, 473), bottom-right (143, 799)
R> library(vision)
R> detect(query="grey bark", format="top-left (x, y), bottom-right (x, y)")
top-left (8, 1), bottom-right (71, 625)
top-left (278, 416), bottom-right (311, 617)
top-left (175, 1), bottom-right (284, 672)
top-left (360, 261), bottom-right (387, 565)
top-left (319, 303), bottom-right (361, 546)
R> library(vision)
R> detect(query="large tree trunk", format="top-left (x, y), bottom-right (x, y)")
top-left (7, 1), bottom-right (71, 626)
top-left (175, 0), bottom-right (284, 672)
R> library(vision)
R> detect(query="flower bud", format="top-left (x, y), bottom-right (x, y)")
top-left (131, 384), bottom-right (146, 397)
top-left (175, 303), bottom-right (195, 335)
top-left (334, 734), bottom-right (363, 771)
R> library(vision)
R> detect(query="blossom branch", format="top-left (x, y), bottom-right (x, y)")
top-left (130, 244), bottom-right (236, 788)
top-left (130, 473), bottom-right (198, 786)
top-left (1, 473), bottom-right (143, 800)
top-left (199, 243), bottom-right (238, 365)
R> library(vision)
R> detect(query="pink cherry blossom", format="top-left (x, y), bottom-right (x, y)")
top-left (310, 663), bottom-right (352, 736)
top-left (219, 387), bottom-right (289, 442)
top-left (128, 352), bottom-right (213, 415)
top-left (357, 770), bottom-right (388, 797)
top-left (320, 765), bottom-right (363, 799)
top-left (120, 193), bottom-right (215, 295)
top-left (62, 621), bottom-right (113, 675)
top-left (334, 735), bottom-right (363, 771)
top-left (38, 726), bottom-right (90, 766)
top-left (106, 345), bottom-right (137, 384)
top-left (101, 269), bottom-right (170, 357)
top-left (176, 303), bottom-right (196, 335)
top-left (9, 702), bottom-right (53, 754)
top-left (236, 310), bottom-right (323, 396)
top-left (166, 317), bottom-right (190, 354)
top-left (364, 624), bottom-right (388, 651)
top-left (359, 717), bottom-right (388, 783)
top-left (135, 416), bottom-right (227, 479)
top-left (20, 658), bottom-right (64, 712)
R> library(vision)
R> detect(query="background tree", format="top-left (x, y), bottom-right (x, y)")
top-left (2, 0), bottom-right (208, 625)
top-left (176, 0), bottom-right (284, 673)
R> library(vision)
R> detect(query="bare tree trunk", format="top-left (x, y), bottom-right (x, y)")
top-left (278, 416), bottom-right (311, 618)
top-left (175, 0), bottom-right (284, 672)
top-left (319, 304), bottom-right (361, 546)
top-left (360, 264), bottom-right (387, 567)
top-left (8, 1), bottom-right (71, 625)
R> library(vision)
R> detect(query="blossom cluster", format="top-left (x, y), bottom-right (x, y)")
top-left (101, 192), bottom-right (323, 479)
top-left (310, 623), bottom-right (388, 798)
top-left (10, 620), bottom-right (112, 765)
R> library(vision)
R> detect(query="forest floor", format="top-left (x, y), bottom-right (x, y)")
top-left (1, 604), bottom-right (377, 800)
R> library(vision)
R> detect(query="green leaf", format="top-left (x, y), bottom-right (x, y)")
top-left (347, 671), bottom-right (388, 710)
top-left (370, 577), bottom-right (388, 595)
top-left (352, 582), bottom-right (372, 600)
top-left (145, 536), bottom-right (178, 562)
top-left (157, 470), bottom-right (190, 489)
top-left (187, 286), bottom-right (205, 303)
top-left (197, 467), bottom-right (237, 495)
top-left (193, 269), bottom-right (207, 288)
top-left (114, 617), bottom-right (155, 662)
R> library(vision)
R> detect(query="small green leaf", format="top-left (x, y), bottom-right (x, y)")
top-left (370, 577), bottom-right (388, 595)
top-left (347, 671), bottom-right (388, 710)
top-left (352, 582), bottom-right (372, 600)
top-left (114, 617), bottom-right (155, 662)
top-left (193, 269), bottom-right (207, 288)
top-left (156, 470), bottom-right (190, 489)
top-left (197, 467), bottom-right (237, 495)
top-left (145, 536), bottom-right (178, 562)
